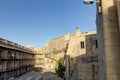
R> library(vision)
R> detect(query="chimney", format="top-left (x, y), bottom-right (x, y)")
top-left (76, 27), bottom-right (80, 36)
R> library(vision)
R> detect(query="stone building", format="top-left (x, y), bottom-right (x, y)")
top-left (77, 34), bottom-right (98, 80)
top-left (34, 48), bottom-right (44, 69)
top-left (0, 38), bottom-right (35, 80)
top-left (0, 38), bottom-right (45, 79)
top-left (65, 28), bottom-right (97, 80)
top-left (42, 34), bottom-right (70, 72)
top-left (66, 28), bottom-right (96, 58)
top-left (96, 0), bottom-right (120, 80)
top-left (40, 27), bottom-right (98, 80)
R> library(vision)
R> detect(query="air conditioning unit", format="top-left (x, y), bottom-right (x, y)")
top-left (84, 0), bottom-right (94, 4)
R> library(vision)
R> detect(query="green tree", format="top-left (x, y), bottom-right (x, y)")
top-left (55, 58), bottom-right (65, 79)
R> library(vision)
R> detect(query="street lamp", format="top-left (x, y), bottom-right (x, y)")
top-left (84, 0), bottom-right (102, 13)
top-left (84, 0), bottom-right (94, 4)
top-left (84, 0), bottom-right (101, 4)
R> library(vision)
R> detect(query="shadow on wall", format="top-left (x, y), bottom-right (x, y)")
top-left (65, 33), bottom-right (99, 80)
top-left (67, 53), bottom-right (99, 80)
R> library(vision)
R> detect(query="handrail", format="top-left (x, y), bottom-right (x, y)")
top-left (45, 53), bottom-right (58, 62)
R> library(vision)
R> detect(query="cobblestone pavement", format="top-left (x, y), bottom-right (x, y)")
top-left (15, 70), bottom-right (63, 80)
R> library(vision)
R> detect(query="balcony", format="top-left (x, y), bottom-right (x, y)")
top-left (0, 64), bottom-right (34, 73)
top-left (0, 38), bottom-right (34, 54)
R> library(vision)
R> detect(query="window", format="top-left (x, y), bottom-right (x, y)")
top-left (0, 50), bottom-right (2, 58)
top-left (80, 41), bottom-right (84, 48)
top-left (95, 40), bottom-right (98, 48)
top-left (92, 65), bottom-right (96, 80)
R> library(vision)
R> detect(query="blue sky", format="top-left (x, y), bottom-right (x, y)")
top-left (0, 0), bottom-right (96, 47)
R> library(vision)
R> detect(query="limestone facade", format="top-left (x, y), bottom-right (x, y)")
top-left (40, 28), bottom-right (98, 80)
top-left (77, 34), bottom-right (98, 80)
top-left (96, 0), bottom-right (120, 80)
top-left (34, 48), bottom-right (44, 69)
top-left (65, 28), bottom-right (97, 80)
top-left (66, 28), bottom-right (96, 58)
top-left (41, 35), bottom-right (69, 72)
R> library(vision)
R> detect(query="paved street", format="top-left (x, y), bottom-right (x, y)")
top-left (41, 72), bottom-right (63, 80)
top-left (15, 70), bottom-right (63, 80)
